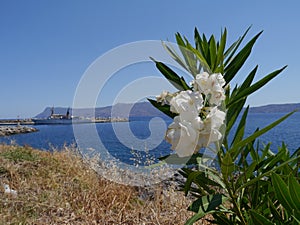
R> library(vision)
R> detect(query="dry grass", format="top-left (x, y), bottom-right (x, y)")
top-left (0, 144), bottom-right (212, 225)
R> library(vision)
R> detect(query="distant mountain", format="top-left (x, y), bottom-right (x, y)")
top-left (34, 102), bottom-right (300, 119)
top-left (34, 102), bottom-right (168, 119)
top-left (249, 103), bottom-right (300, 113)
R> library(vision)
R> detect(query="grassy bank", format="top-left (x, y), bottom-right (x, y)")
top-left (0, 144), bottom-right (210, 225)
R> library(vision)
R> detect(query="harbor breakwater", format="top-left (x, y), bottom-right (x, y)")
top-left (0, 126), bottom-right (38, 136)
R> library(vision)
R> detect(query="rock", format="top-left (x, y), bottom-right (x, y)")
top-left (0, 126), bottom-right (38, 136)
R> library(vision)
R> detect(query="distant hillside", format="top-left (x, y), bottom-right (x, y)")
top-left (34, 102), bottom-right (168, 119)
top-left (35, 102), bottom-right (300, 118)
top-left (249, 103), bottom-right (300, 113)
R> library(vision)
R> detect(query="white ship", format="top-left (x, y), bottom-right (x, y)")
top-left (32, 107), bottom-right (91, 125)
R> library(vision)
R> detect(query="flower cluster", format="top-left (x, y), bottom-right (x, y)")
top-left (157, 72), bottom-right (226, 157)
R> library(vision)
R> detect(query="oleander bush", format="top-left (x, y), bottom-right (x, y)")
top-left (150, 27), bottom-right (300, 224)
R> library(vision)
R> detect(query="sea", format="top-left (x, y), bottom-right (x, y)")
top-left (0, 113), bottom-right (300, 165)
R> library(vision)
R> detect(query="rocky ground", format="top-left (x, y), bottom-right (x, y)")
top-left (0, 126), bottom-right (38, 136)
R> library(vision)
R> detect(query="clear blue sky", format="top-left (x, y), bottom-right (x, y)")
top-left (1, 0), bottom-right (300, 118)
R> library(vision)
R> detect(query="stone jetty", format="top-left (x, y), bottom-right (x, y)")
top-left (0, 126), bottom-right (38, 137)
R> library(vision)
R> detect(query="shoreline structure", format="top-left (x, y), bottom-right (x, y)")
top-left (0, 125), bottom-right (38, 136)
top-left (0, 117), bottom-right (128, 137)
top-left (0, 117), bottom-right (128, 125)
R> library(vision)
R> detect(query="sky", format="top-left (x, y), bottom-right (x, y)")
top-left (1, 0), bottom-right (300, 118)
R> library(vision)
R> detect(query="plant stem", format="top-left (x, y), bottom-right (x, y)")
top-left (219, 149), bottom-right (247, 225)
top-left (225, 180), bottom-right (247, 225)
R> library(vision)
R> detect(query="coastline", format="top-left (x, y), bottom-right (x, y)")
top-left (0, 117), bottom-right (129, 126)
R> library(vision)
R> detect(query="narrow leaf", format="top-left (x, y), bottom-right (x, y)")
top-left (151, 59), bottom-right (190, 91)
top-left (268, 197), bottom-right (284, 222)
top-left (231, 111), bottom-right (295, 159)
top-left (148, 98), bottom-right (177, 118)
top-left (288, 174), bottom-right (300, 210)
top-left (231, 106), bottom-right (249, 148)
top-left (249, 209), bottom-right (273, 225)
top-left (163, 42), bottom-right (189, 72)
top-left (237, 155), bottom-right (300, 192)
top-left (184, 171), bottom-right (202, 196)
top-left (221, 152), bottom-right (234, 178)
top-left (228, 66), bottom-right (287, 108)
top-left (186, 43), bottom-right (211, 72)
top-left (209, 36), bottom-right (217, 71)
top-left (216, 28), bottom-right (227, 73)
top-left (271, 173), bottom-right (297, 212)
top-left (188, 194), bottom-right (226, 213)
top-left (176, 33), bottom-right (198, 76)
top-left (213, 214), bottom-right (233, 225)
top-left (239, 65), bottom-right (258, 90)
top-left (235, 162), bottom-right (257, 188)
top-left (185, 212), bottom-right (205, 225)
top-left (224, 31), bottom-right (263, 84)
top-left (224, 26), bottom-right (252, 65)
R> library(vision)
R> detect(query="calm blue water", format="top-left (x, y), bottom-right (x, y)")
top-left (0, 113), bottom-right (299, 164)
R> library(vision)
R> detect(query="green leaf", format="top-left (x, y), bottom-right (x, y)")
top-left (268, 197), bottom-right (284, 222)
top-left (147, 98), bottom-right (177, 118)
top-left (221, 152), bottom-right (234, 178)
top-left (175, 32), bottom-right (186, 47)
top-left (231, 106), bottom-right (249, 147)
top-left (292, 215), bottom-right (300, 224)
top-left (185, 194), bottom-right (228, 224)
top-left (188, 194), bottom-right (227, 213)
top-left (261, 143), bottom-right (272, 160)
top-left (205, 168), bottom-right (226, 189)
top-left (224, 26), bottom-right (251, 66)
top-left (194, 27), bottom-right (202, 51)
top-left (186, 42), bottom-right (211, 72)
top-left (151, 58), bottom-right (190, 91)
top-left (271, 173), bottom-right (297, 212)
top-left (249, 209), bottom-right (273, 225)
top-left (216, 28), bottom-right (227, 73)
top-left (225, 66), bottom-right (257, 138)
top-left (225, 97), bottom-right (247, 140)
top-left (183, 37), bottom-right (199, 76)
top-left (235, 161), bottom-right (257, 188)
top-left (288, 174), bottom-right (300, 210)
top-left (224, 31), bottom-right (263, 84)
top-left (290, 147), bottom-right (300, 169)
top-left (236, 155), bottom-right (300, 192)
top-left (249, 139), bottom-right (260, 163)
top-left (163, 42), bottom-right (190, 72)
top-left (239, 65), bottom-right (258, 90)
top-left (261, 150), bottom-right (285, 171)
top-left (230, 111), bottom-right (295, 160)
top-left (184, 171), bottom-right (202, 196)
top-left (175, 33), bottom-right (198, 76)
top-left (212, 214), bottom-right (233, 225)
top-left (185, 212), bottom-right (205, 225)
top-left (228, 66), bottom-right (287, 108)
top-left (209, 36), bottom-right (217, 71)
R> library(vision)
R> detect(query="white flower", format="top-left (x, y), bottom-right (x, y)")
top-left (194, 71), bottom-right (209, 92)
top-left (197, 128), bottom-right (223, 148)
top-left (161, 71), bottom-right (227, 157)
top-left (165, 116), bottom-right (203, 157)
top-left (170, 90), bottom-right (203, 116)
top-left (206, 106), bottom-right (226, 129)
top-left (195, 72), bottom-right (226, 106)
top-left (156, 91), bottom-right (172, 105)
top-left (196, 107), bottom-right (225, 148)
